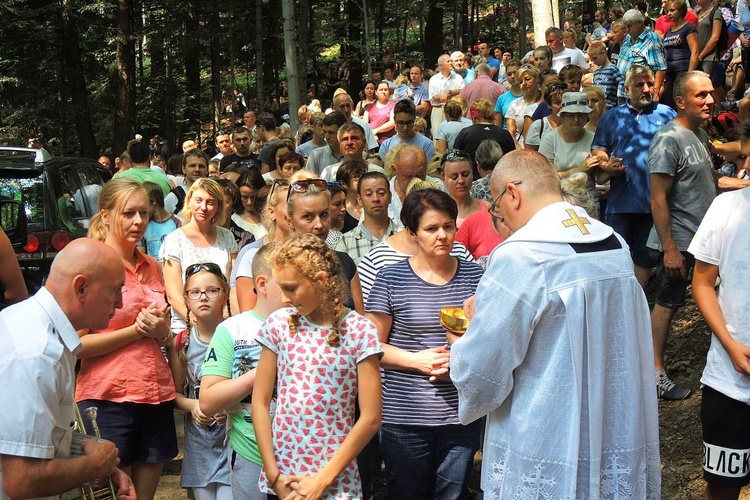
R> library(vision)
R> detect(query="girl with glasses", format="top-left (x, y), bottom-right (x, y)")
top-left (162, 178), bottom-right (239, 334)
top-left (169, 263), bottom-right (231, 500)
top-left (77, 178), bottom-right (177, 499)
top-left (252, 234), bottom-right (382, 499)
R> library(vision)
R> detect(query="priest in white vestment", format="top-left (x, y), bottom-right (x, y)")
top-left (451, 150), bottom-right (661, 500)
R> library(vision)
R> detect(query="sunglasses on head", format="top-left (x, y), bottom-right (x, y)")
top-left (268, 178), bottom-right (290, 200)
top-left (441, 149), bottom-right (472, 165)
top-left (287, 179), bottom-right (342, 199)
top-left (184, 262), bottom-right (225, 281)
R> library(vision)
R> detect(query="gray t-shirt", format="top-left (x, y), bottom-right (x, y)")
top-left (646, 121), bottom-right (715, 251)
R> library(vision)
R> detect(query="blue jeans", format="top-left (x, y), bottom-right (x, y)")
top-left (380, 421), bottom-right (481, 500)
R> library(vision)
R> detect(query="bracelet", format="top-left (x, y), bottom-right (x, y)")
top-left (270, 472), bottom-right (280, 489)
top-left (157, 332), bottom-right (172, 343)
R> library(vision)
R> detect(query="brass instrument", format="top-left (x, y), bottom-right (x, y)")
top-left (72, 404), bottom-right (118, 500)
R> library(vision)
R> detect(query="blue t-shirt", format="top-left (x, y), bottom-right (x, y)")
top-left (487, 56), bottom-right (501, 82)
top-left (593, 65), bottom-right (624, 110)
top-left (494, 90), bottom-right (524, 129)
top-left (142, 217), bottom-right (179, 258)
top-left (379, 133), bottom-right (435, 159)
top-left (366, 258), bottom-right (483, 426)
top-left (592, 102), bottom-right (676, 214)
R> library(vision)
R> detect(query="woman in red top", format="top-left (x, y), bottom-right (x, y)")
top-left (76, 178), bottom-right (177, 500)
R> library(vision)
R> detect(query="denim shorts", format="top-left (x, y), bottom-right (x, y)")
top-left (77, 399), bottom-right (178, 466)
top-left (605, 213), bottom-right (656, 268)
top-left (653, 250), bottom-right (696, 308)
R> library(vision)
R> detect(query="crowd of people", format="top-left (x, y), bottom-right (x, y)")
top-left (3, 1), bottom-right (750, 499)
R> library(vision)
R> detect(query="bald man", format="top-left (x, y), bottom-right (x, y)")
top-left (387, 145), bottom-right (444, 225)
top-left (0, 239), bottom-right (135, 499)
top-left (451, 150), bottom-right (660, 498)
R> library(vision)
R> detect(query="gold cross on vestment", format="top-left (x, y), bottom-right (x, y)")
top-left (561, 209), bottom-right (591, 235)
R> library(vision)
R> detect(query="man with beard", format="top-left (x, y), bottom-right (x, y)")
top-left (220, 126), bottom-right (261, 172)
top-left (592, 65), bottom-right (676, 291)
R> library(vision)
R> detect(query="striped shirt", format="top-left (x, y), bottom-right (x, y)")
top-left (358, 240), bottom-right (474, 306)
top-left (366, 258), bottom-right (483, 426)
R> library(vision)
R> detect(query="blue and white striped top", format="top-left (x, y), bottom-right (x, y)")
top-left (366, 258), bottom-right (483, 426)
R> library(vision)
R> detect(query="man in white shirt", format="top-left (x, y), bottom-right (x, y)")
top-left (164, 149), bottom-right (208, 215)
top-left (387, 145), bottom-right (444, 225)
top-left (546, 27), bottom-right (589, 72)
top-left (429, 54), bottom-right (465, 139)
top-left (451, 150), bottom-right (660, 499)
top-left (0, 239), bottom-right (136, 499)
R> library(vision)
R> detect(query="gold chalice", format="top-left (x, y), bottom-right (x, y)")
top-left (439, 307), bottom-right (470, 340)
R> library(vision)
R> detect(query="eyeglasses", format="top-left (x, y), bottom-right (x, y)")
top-left (441, 149), bottom-right (472, 165)
top-left (396, 120), bottom-right (415, 127)
top-left (488, 180), bottom-right (522, 221)
top-left (184, 262), bottom-right (225, 281)
top-left (184, 287), bottom-right (225, 301)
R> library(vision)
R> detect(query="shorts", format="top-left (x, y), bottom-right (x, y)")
top-left (604, 213), bottom-right (656, 268)
top-left (653, 250), bottom-right (695, 308)
top-left (702, 385), bottom-right (750, 487)
top-left (77, 399), bottom-right (178, 467)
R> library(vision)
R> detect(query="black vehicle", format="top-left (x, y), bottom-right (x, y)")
top-left (0, 147), bottom-right (112, 292)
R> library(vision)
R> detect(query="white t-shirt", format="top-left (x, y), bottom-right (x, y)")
top-left (689, 187), bottom-right (750, 404)
top-left (552, 47), bottom-right (590, 72)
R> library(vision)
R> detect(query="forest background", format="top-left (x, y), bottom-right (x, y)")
top-left (0, 0), bottom-right (615, 158)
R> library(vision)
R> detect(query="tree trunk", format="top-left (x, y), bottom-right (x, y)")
top-left (61, 0), bottom-right (97, 157)
top-left (255, 0), bottom-right (264, 111)
top-left (423, 0), bottom-right (443, 67)
top-left (184, 0), bottom-right (201, 137)
top-left (347, 0), bottom-right (364, 97)
top-left (281, 0), bottom-right (303, 133)
top-left (114, 0), bottom-right (135, 154)
top-left (532, 0), bottom-right (556, 53)
top-left (518, 0), bottom-right (529, 55)
top-left (461, 0), bottom-right (469, 51)
top-left (453, 0), bottom-right (459, 49)
top-left (210, 0), bottom-right (221, 132)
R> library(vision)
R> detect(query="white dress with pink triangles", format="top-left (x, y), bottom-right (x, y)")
top-left (255, 307), bottom-right (382, 499)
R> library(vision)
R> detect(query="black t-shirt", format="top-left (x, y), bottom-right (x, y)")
top-left (342, 212), bottom-right (359, 234)
top-left (453, 124), bottom-right (517, 180)
top-left (220, 153), bottom-right (261, 172)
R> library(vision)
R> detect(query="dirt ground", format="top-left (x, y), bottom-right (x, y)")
top-left (155, 287), bottom-right (750, 499)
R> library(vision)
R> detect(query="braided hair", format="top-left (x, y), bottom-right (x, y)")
top-left (270, 233), bottom-right (349, 346)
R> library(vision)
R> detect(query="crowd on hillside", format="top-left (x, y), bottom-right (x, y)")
top-left (3, 1), bottom-right (750, 500)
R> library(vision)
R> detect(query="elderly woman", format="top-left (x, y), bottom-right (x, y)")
top-left (161, 178), bottom-right (239, 333)
top-left (366, 188), bottom-right (484, 499)
top-left (77, 178), bottom-right (176, 499)
top-left (363, 81), bottom-right (396, 144)
top-left (538, 92), bottom-right (600, 217)
top-left (454, 98), bottom-right (516, 180)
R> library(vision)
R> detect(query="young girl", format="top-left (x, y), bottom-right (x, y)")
top-left (169, 263), bottom-right (232, 500)
top-left (251, 233), bottom-right (382, 499)
top-left (138, 181), bottom-right (181, 258)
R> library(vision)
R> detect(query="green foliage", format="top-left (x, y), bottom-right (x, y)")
top-left (0, 0), bottom-right (524, 156)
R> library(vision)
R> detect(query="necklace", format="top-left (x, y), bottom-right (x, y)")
top-left (412, 257), bottom-right (454, 285)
